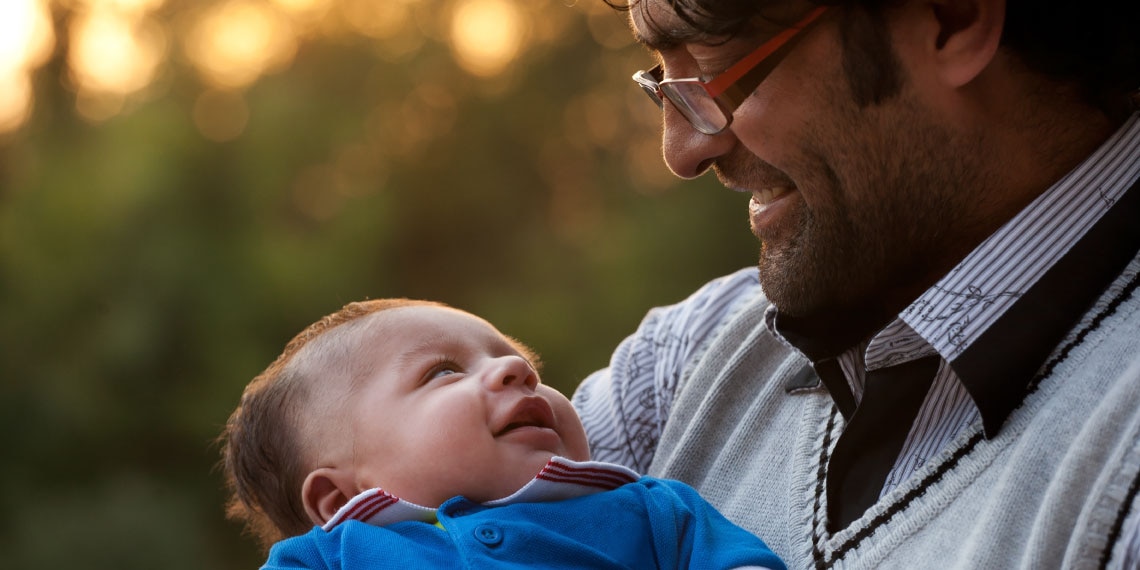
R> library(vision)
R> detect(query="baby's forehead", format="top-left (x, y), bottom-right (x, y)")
top-left (360, 305), bottom-right (539, 368)
top-left (361, 304), bottom-right (497, 338)
top-left (362, 304), bottom-right (519, 348)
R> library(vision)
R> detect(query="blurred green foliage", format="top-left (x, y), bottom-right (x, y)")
top-left (0, 1), bottom-right (758, 567)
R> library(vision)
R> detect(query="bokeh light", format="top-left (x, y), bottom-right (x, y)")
top-left (70, 0), bottom-right (167, 13)
top-left (0, 0), bottom-right (55, 133)
top-left (0, 70), bottom-right (34, 133)
top-left (449, 0), bottom-right (525, 77)
top-left (339, 0), bottom-right (410, 39)
top-left (270, 0), bottom-right (332, 14)
top-left (0, 0), bottom-right (55, 70)
top-left (68, 11), bottom-right (168, 97)
top-left (0, 0), bottom-right (637, 135)
top-left (184, 0), bottom-right (298, 90)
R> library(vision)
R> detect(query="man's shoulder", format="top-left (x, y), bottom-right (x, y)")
top-left (675, 267), bottom-right (763, 312)
top-left (642, 267), bottom-right (766, 338)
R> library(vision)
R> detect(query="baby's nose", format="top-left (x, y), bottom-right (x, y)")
top-left (484, 355), bottom-right (539, 391)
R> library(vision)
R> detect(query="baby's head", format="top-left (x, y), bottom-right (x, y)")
top-left (220, 299), bottom-right (589, 549)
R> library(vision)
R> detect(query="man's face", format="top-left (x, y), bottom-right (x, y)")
top-left (320, 306), bottom-right (590, 507)
top-left (632, 0), bottom-right (992, 318)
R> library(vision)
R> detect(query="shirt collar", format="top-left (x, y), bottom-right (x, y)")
top-left (900, 112), bottom-right (1140, 363)
top-left (321, 457), bottom-right (640, 530)
top-left (770, 112), bottom-right (1140, 434)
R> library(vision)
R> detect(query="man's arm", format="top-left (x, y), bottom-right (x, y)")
top-left (572, 267), bottom-right (763, 472)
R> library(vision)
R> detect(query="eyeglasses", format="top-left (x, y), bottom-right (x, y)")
top-left (632, 6), bottom-right (829, 135)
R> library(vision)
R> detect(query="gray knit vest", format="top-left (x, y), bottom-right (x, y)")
top-left (649, 256), bottom-right (1140, 569)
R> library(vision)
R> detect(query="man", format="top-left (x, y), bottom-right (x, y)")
top-left (572, 0), bottom-right (1140, 567)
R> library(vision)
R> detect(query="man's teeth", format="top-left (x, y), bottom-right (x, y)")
top-left (751, 186), bottom-right (793, 206)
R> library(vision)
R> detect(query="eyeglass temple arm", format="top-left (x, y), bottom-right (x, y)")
top-left (706, 5), bottom-right (829, 100)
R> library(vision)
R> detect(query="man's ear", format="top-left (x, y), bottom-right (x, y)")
top-left (926, 0), bottom-right (1005, 87)
top-left (302, 467), bottom-right (354, 526)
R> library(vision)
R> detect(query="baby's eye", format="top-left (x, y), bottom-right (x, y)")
top-left (426, 361), bottom-right (463, 381)
top-left (432, 367), bottom-right (459, 379)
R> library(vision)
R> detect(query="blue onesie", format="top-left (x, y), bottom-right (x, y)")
top-left (263, 457), bottom-right (785, 570)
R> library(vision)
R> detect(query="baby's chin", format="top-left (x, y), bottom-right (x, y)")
top-left (424, 449), bottom-right (594, 505)
top-left (463, 452), bottom-right (561, 503)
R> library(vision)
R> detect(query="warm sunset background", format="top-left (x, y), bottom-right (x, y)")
top-left (0, 0), bottom-right (757, 566)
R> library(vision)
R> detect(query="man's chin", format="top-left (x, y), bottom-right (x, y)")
top-left (758, 248), bottom-right (802, 305)
top-left (757, 256), bottom-right (834, 318)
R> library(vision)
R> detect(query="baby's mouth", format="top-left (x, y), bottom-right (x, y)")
top-left (496, 398), bottom-right (556, 436)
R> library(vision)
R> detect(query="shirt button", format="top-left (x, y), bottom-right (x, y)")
top-left (473, 524), bottom-right (503, 546)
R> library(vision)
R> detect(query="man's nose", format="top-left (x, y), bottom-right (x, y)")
top-left (661, 103), bottom-right (735, 179)
top-left (482, 355), bottom-right (538, 391)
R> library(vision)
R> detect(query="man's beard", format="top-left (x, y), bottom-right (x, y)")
top-left (745, 118), bottom-right (991, 321)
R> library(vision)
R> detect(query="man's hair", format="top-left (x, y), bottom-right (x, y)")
top-left (218, 298), bottom-right (444, 550)
top-left (620, 0), bottom-right (1140, 112)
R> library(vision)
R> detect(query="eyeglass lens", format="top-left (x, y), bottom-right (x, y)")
top-left (660, 82), bottom-right (728, 134)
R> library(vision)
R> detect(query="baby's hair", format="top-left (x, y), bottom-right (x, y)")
top-left (219, 298), bottom-right (443, 550)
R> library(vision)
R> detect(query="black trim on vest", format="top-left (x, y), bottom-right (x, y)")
top-left (1101, 464), bottom-right (1140, 570)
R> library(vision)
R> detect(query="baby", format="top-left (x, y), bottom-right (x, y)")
top-left (220, 298), bottom-right (785, 569)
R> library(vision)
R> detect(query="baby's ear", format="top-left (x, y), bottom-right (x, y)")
top-left (301, 468), bottom-right (353, 526)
